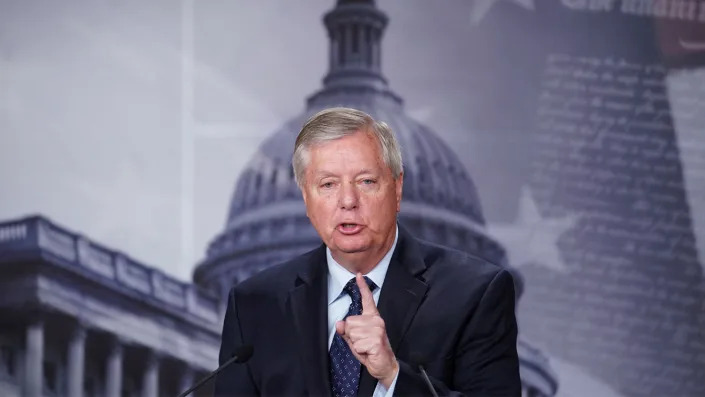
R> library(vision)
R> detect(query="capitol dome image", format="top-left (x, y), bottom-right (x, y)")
top-left (193, 0), bottom-right (558, 395)
top-left (194, 0), bottom-right (518, 301)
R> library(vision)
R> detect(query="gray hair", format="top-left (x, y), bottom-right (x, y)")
top-left (292, 107), bottom-right (403, 188)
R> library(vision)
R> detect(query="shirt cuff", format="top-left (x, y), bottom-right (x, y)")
top-left (372, 366), bottom-right (399, 397)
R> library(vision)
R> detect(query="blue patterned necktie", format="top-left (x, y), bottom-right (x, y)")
top-left (329, 276), bottom-right (377, 397)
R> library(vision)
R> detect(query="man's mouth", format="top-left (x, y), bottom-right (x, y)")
top-left (337, 223), bottom-right (363, 234)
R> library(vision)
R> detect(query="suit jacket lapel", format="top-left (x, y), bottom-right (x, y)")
top-left (287, 246), bottom-right (332, 397)
top-left (358, 226), bottom-right (429, 396)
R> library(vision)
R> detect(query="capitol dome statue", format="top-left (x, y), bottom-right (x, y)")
top-left (194, 0), bottom-right (557, 395)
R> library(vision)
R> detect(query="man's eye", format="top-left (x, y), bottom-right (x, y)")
top-left (321, 182), bottom-right (334, 188)
top-left (362, 179), bottom-right (376, 185)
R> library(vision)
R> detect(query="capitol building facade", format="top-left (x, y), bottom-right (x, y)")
top-left (0, 1), bottom-right (557, 396)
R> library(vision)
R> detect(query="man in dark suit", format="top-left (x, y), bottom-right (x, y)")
top-left (214, 107), bottom-right (521, 396)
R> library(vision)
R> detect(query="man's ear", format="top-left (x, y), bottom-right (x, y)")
top-left (301, 187), bottom-right (310, 217)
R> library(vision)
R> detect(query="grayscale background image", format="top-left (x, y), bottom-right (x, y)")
top-left (1, 1), bottom-right (704, 396)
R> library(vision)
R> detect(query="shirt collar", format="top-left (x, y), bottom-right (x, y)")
top-left (326, 224), bottom-right (399, 305)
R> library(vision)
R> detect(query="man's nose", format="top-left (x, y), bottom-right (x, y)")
top-left (338, 182), bottom-right (359, 210)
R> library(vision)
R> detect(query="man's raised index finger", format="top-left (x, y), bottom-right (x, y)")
top-left (356, 272), bottom-right (378, 315)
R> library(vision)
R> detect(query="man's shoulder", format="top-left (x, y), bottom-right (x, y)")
top-left (228, 245), bottom-right (323, 297)
top-left (414, 234), bottom-right (502, 271)
top-left (412, 235), bottom-right (511, 290)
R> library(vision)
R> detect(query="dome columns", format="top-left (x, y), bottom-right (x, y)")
top-left (323, 2), bottom-right (388, 90)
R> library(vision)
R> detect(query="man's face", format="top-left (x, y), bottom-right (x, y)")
top-left (301, 130), bottom-right (403, 262)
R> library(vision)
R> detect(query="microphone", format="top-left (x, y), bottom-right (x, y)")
top-left (177, 344), bottom-right (254, 397)
top-left (409, 353), bottom-right (439, 397)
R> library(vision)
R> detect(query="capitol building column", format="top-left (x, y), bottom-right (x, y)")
top-left (105, 338), bottom-right (123, 397)
top-left (141, 351), bottom-right (159, 397)
top-left (66, 324), bottom-right (86, 397)
top-left (179, 366), bottom-right (195, 396)
top-left (24, 317), bottom-right (43, 397)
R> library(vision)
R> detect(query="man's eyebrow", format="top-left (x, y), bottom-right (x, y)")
top-left (311, 169), bottom-right (379, 179)
top-left (313, 171), bottom-right (337, 179)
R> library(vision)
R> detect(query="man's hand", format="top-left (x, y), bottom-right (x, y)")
top-left (336, 273), bottom-right (399, 388)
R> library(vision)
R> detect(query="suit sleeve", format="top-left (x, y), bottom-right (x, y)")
top-left (394, 269), bottom-right (521, 397)
top-left (213, 286), bottom-right (259, 397)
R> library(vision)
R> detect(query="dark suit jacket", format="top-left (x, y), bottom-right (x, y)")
top-left (213, 225), bottom-right (521, 396)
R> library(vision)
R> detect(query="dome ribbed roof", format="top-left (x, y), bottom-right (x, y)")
top-left (225, 103), bottom-right (486, 228)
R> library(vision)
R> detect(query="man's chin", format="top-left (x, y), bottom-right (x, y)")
top-left (336, 246), bottom-right (368, 254)
top-left (330, 237), bottom-right (370, 254)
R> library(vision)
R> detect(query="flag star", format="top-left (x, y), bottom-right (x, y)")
top-left (487, 185), bottom-right (579, 273)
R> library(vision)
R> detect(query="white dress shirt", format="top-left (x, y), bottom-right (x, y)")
top-left (326, 225), bottom-right (400, 397)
